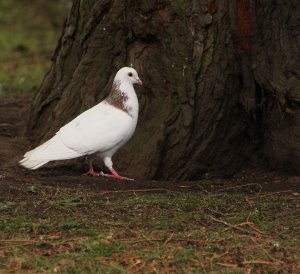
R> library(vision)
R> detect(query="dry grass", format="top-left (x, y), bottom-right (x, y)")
top-left (0, 181), bottom-right (299, 273)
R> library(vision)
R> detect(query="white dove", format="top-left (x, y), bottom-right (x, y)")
top-left (20, 67), bottom-right (142, 180)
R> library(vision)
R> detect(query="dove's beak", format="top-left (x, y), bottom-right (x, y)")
top-left (136, 78), bottom-right (143, 85)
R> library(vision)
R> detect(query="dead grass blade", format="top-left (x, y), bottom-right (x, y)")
top-left (242, 259), bottom-right (281, 265)
top-left (247, 190), bottom-right (292, 200)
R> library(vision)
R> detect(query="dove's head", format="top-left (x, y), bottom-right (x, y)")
top-left (115, 67), bottom-right (142, 86)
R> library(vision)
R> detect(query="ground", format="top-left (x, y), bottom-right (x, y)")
top-left (0, 96), bottom-right (299, 273)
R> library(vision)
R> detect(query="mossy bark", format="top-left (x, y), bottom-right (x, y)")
top-left (27, 0), bottom-right (300, 179)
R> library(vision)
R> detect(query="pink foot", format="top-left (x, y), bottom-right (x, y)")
top-left (101, 167), bottom-right (134, 181)
top-left (83, 164), bottom-right (100, 177)
top-left (83, 170), bottom-right (100, 176)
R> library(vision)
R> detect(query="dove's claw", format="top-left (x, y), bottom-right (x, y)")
top-left (99, 167), bottom-right (134, 181)
top-left (83, 171), bottom-right (100, 176)
top-left (83, 164), bottom-right (100, 176)
top-left (101, 173), bottom-right (134, 180)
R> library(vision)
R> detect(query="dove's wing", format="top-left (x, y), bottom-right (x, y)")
top-left (57, 101), bottom-right (134, 155)
top-left (19, 101), bottom-right (135, 170)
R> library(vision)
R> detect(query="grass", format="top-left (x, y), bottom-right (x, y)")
top-left (0, 182), bottom-right (299, 273)
top-left (0, 0), bottom-right (69, 95)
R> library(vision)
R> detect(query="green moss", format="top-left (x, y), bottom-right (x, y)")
top-left (0, 0), bottom-right (69, 95)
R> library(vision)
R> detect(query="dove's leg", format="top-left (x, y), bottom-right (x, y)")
top-left (101, 156), bottom-right (133, 180)
top-left (83, 160), bottom-right (100, 176)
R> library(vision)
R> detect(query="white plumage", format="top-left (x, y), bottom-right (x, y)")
top-left (20, 67), bottom-right (142, 180)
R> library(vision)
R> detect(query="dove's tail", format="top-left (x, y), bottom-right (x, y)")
top-left (19, 135), bottom-right (82, 169)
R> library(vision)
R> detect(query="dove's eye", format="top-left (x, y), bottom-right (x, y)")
top-left (128, 72), bottom-right (133, 77)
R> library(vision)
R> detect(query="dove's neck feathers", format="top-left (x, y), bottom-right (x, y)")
top-left (105, 79), bottom-right (139, 119)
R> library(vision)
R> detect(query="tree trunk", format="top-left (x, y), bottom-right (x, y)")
top-left (27, 0), bottom-right (300, 180)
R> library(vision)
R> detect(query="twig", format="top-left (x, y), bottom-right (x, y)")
top-left (0, 242), bottom-right (37, 249)
top-left (210, 216), bottom-right (252, 234)
top-left (8, 186), bottom-right (23, 191)
top-left (205, 207), bottom-right (226, 216)
top-left (98, 188), bottom-right (175, 195)
top-left (0, 123), bottom-right (11, 127)
top-left (216, 262), bottom-right (239, 268)
top-left (242, 259), bottom-right (281, 265)
top-left (248, 190), bottom-right (292, 200)
top-left (123, 238), bottom-right (163, 244)
top-left (247, 223), bottom-right (266, 235)
top-left (163, 232), bottom-right (174, 246)
top-left (222, 221), bottom-right (266, 235)
top-left (42, 206), bottom-right (52, 213)
top-left (211, 251), bottom-right (229, 259)
top-left (0, 239), bottom-right (36, 243)
top-left (0, 236), bottom-right (89, 250)
top-left (245, 197), bottom-right (254, 207)
top-left (131, 260), bottom-right (146, 274)
top-left (19, 245), bottom-right (36, 256)
top-left (246, 212), bottom-right (252, 222)
top-left (217, 183), bottom-right (262, 195)
top-left (195, 184), bottom-right (212, 194)
top-left (118, 237), bottom-right (206, 245)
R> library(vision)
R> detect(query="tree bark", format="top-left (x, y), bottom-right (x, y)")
top-left (27, 0), bottom-right (300, 180)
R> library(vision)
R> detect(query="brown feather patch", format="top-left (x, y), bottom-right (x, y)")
top-left (105, 80), bottom-right (132, 116)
